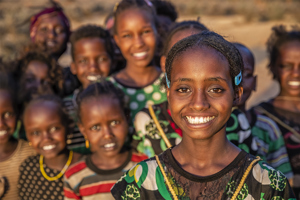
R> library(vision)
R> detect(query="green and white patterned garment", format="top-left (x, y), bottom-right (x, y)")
top-left (111, 149), bottom-right (296, 200)
top-left (107, 73), bottom-right (167, 123)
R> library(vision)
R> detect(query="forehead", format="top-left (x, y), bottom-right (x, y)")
top-left (0, 90), bottom-right (13, 108)
top-left (25, 101), bottom-right (60, 119)
top-left (237, 47), bottom-right (254, 71)
top-left (36, 13), bottom-right (65, 27)
top-left (116, 8), bottom-right (154, 31)
top-left (26, 60), bottom-right (49, 77)
top-left (278, 41), bottom-right (300, 60)
top-left (168, 28), bottom-right (202, 52)
top-left (171, 46), bottom-right (231, 82)
top-left (74, 38), bottom-right (106, 52)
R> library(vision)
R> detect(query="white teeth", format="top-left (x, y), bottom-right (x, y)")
top-left (133, 52), bottom-right (147, 58)
top-left (288, 81), bottom-right (300, 86)
top-left (186, 116), bottom-right (215, 124)
top-left (0, 130), bottom-right (7, 136)
top-left (47, 41), bottom-right (55, 47)
top-left (104, 143), bottom-right (115, 148)
top-left (43, 145), bottom-right (56, 150)
top-left (87, 75), bottom-right (102, 81)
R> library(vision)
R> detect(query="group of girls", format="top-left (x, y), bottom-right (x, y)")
top-left (0, 0), bottom-right (299, 199)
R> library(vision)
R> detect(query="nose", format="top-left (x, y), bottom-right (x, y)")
top-left (47, 28), bottom-right (56, 39)
top-left (42, 131), bottom-right (53, 141)
top-left (189, 89), bottom-right (210, 111)
top-left (291, 65), bottom-right (300, 78)
top-left (102, 126), bottom-right (114, 139)
top-left (134, 34), bottom-right (145, 48)
top-left (88, 59), bottom-right (99, 73)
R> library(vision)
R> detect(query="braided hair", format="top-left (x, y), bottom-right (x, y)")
top-left (165, 31), bottom-right (244, 93)
top-left (162, 20), bottom-right (208, 56)
top-left (113, 0), bottom-right (158, 34)
top-left (70, 25), bottom-right (114, 61)
top-left (266, 25), bottom-right (300, 80)
top-left (76, 81), bottom-right (129, 123)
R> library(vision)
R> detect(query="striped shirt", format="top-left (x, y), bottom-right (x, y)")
top-left (64, 151), bottom-right (148, 200)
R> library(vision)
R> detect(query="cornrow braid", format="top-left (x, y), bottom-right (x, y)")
top-left (165, 31), bottom-right (244, 93)
top-left (70, 25), bottom-right (114, 61)
top-left (76, 81), bottom-right (128, 123)
top-left (266, 25), bottom-right (300, 81)
top-left (113, 0), bottom-right (158, 35)
top-left (162, 20), bottom-right (208, 56)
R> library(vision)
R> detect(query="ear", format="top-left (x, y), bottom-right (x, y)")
top-left (78, 123), bottom-right (87, 138)
top-left (160, 56), bottom-right (166, 73)
top-left (253, 75), bottom-right (257, 91)
top-left (70, 62), bottom-right (77, 75)
top-left (113, 35), bottom-right (120, 48)
top-left (233, 86), bottom-right (243, 106)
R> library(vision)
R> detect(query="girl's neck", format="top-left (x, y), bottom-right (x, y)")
top-left (91, 149), bottom-right (130, 170)
top-left (171, 131), bottom-right (240, 176)
top-left (116, 65), bottom-right (161, 87)
top-left (272, 96), bottom-right (300, 113)
top-left (44, 149), bottom-right (70, 171)
top-left (0, 137), bottom-right (18, 162)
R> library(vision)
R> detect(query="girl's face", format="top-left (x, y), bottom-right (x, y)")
top-left (31, 14), bottom-right (68, 58)
top-left (24, 101), bottom-right (67, 159)
top-left (114, 8), bottom-right (157, 68)
top-left (276, 41), bottom-right (300, 97)
top-left (22, 60), bottom-right (53, 98)
top-left (167, 46), bottom-right (237, 140)
top-left (78, 96), bottom-right (128, 158)
top-left (0, 90), bottom-right (17, 144)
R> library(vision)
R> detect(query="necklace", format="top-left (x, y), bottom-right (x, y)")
top-left (275, 96), bottom-right (300, 101)
top-left (39, 151), bottom-right (73, 181)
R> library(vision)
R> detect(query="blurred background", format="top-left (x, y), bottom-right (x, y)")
top-left (1, 0), bottom-right (300, 108)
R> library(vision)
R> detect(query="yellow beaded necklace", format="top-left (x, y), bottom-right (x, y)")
top-left (39, 151), bottom-right (73, 181)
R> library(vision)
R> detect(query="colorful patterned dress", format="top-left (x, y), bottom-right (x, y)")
top-left (253, 102), bottom-right (300, 198)
top-left (111, 149), bottom-right (295, 200)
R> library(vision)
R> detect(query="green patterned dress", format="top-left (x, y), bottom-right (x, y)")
top-left (111, 149), bottom-right (295, 200)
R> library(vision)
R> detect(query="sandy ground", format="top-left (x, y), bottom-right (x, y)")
top-left (58, 14), bottom-right (299, 109)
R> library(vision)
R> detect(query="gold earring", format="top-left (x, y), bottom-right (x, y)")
top-left (85, 138), bottom-right (89, 149)
top-left (28, 142), bottom-right (32, 146)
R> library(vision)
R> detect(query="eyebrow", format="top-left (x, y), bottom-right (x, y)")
top-left (173, 78), bottom-right (193, 83)
top-left (173, 77), bottom-right (227, 83)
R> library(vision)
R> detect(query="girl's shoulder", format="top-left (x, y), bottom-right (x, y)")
top-left (64, 155), bottom-right (88, 180)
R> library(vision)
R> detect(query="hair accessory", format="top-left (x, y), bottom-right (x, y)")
top-left (144, 0), bottom-right (153, 7)
top-left (40, 151), bottom-right (73, 181)
top-left (165, 73), bottom-right (170, 88)
top-left (235, 71), bottom-right (242, 86)
top-left (113, 2), bottom-right (119, 13)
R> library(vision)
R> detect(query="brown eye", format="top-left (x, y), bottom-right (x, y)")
top-left (177, 88), bottom-right (190, 93)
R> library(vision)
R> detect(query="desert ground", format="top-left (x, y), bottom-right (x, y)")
top-left (1, 0), bottom-right (300, 109)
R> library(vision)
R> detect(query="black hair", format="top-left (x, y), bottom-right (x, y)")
top-left (76, 81), bottom-right (129, 123)
top-left (24, 94), bottom-right (73, 134)
top-left (165, 31), bottom-right (244, 93)
top-left (151, 0), bottom-right (177, 22)
top-left (14, 47), bottom-right (64, 106)
top-left (233, 42), bottom-right (255, 68)
top-left (162, 20), bottom-right (208, 56)
top-left (0, 72), bottom-right (19, 115)
top-left (266, 25), bottom-right (300, 80)
top-left (113, 0), bottom-right (158, 34)
top-left (70, 25), bottom-right (114, 61)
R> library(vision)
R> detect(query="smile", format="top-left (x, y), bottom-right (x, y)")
top-left (104, 143), bottom-right (116, 148)
top-left (0, 130), bottom-right (7, 136)
top-left (42, 145), bottom-right (56, 151)
top-left (133, 52), bottom-right (147, 58)
top-left (185, 116), bottom-right (215, 124)
top-left (87, 75), bottom-right (102, 81)
top-left (288, 81), bottom-right (300, 86)
top-left (46, 41), bottom-right (56, 47)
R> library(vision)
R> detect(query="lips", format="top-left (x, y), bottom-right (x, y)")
top-left (101, 142), bottom-right (117, 151)
top-left (185, 116), bottom-right (215, 124)
top-left (46, 40), bottom-right (57, 48)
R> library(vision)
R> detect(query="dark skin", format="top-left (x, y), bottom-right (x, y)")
top-left (114, 8), bottom-right (161, 88)
top-left (167, 47), bottom-right (242, 176)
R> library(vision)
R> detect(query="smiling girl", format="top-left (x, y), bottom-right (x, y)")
top-left (111, 32), bottom-right (295, 199)
top-left (18, 95), bottom-right (81, 200)
top-left (109, 0), bottom-right (167, 122)
top-left (63, 81), bottom-right (147, 200)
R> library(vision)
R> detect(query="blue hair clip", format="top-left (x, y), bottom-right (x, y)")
top-left (165, 72), bottom-right (170, 88)
top-left (235, 71), bottom-right (242, 86)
